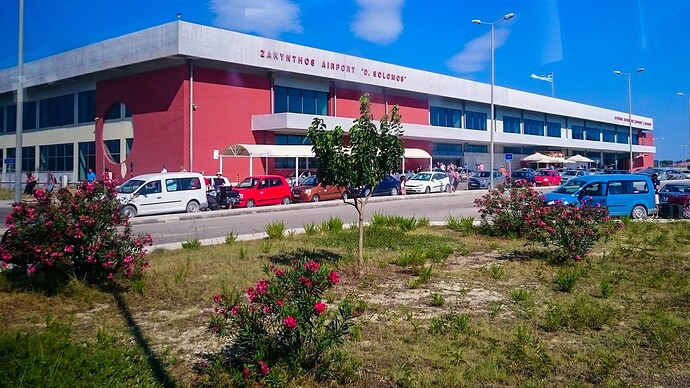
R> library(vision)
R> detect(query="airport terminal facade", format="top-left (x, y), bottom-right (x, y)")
top-left (0, 21), bottom-right (655, 183)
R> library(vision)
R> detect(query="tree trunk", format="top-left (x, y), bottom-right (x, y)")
top-left (356, 199), bottom-right (364, 272)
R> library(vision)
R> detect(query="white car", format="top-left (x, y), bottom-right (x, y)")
top-left (405, 172), bottom-right (450, 194)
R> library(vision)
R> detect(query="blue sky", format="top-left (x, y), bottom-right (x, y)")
top-left (2, 0), bottom-right (690, 161)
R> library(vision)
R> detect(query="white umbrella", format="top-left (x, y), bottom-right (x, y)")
top-left (567, 154), bottom-right (594, 163)
top-left (522, 152), bottom-right (549, 161)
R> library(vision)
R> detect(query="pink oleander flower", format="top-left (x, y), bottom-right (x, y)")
top-left (283, 316), bottom-right (298, 328)
top-left (231, 305), bottom-right (240, 315)
top-left (314, 301), bottom-right (326, 315)
top-left (275, 269), bottom-right (285, 277)
top-left (243, 367), bottom-right (250, 380)
top-left (259, 361), bottom-right (270, 375)
top-left (305, 261), bottom-right (319, 272)
top-left (256, 279), bottom-right (269, 294)
top-left (276, 299), bottom-right (283, 306)
top-left (329, 271), bottom-right (340, 284)
top-left (213, 294), bottom-right (223, 303)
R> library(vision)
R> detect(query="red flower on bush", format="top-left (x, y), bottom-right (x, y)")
top-left (314, 301), bottom-right (326, 315)
top-left (256, 279), bottom-right (270, 294)
top-left (329, 271), bottom-right (340, 284)
top-left (305, 261), bottom-right (320, 272)
top-left (242, 367), bottom-right (250, 380)
top-left (283, 316), bottom-right (298, 328)
top-left (259, 361), bottom-right (270, 375)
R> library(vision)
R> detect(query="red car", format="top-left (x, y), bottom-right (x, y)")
top-left (534, 169), bottom-right (562, 186)
top-left (227, 175), bottom-right (293, 208)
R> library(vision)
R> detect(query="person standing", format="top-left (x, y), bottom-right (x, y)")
top-left (24, 171), bottom-right (37, 196)
top-left (45, 171), bottom-right (57, 193)
top-left (399, 175), bottom-right (407, 195)
top-left (86, 168), bottom-right (96, 182)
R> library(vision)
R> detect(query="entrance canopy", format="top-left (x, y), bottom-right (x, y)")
top-left (218, 144), bottom-right (432, 176)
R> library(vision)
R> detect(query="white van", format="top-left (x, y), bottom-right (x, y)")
top-left (117, 172), bottom-right (208, 218)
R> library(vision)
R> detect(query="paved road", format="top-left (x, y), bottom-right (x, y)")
top-left (130, 190), bottom-right (484, 246)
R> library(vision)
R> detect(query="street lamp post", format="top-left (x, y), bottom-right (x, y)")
top-left (653, 137), bottom-right (663, 167)
top-left (614, 68), bottom-right (644, 172)
top-left (473, 12), bottom-right (515, 189)
top-left (14, 0), bottom-right (24, 203)
top-left (677, 92), bottom-right (690, 162)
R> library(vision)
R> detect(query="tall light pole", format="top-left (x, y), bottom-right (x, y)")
top-left (653, 137), bottom-right (663, 167)
top-left (677, 92), bottom-right (690, 162)
top-left (614, 68), bottom-right (644, 172)
top-left (14, 0), bottom-right (24, 203)
top-left (473, 12), bottom-right (515, 189)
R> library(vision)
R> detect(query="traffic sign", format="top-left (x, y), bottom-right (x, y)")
top-left (504, 153), bottom-right (513, 160)
top-left (4, 158), bottom-right (15, 165)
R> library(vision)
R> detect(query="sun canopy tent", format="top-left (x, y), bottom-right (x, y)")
top-left (567, 154), bottom-right (594, 163)
top-left (218, 144), bottom-right (432, 177)
top-left (522, 152), bottom-right (575, 166)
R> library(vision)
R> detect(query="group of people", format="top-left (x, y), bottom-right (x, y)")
top-left (23, 170), bottom-right (58, 197)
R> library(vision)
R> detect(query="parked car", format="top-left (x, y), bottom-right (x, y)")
top-left (345, 175), bottom-right (402, 198)
top-left (291, 176), bottom-right (345, 202)
top-left (682, 170), bottom-right (690, 179)
top-left (543, 174), bottom-right (657, 219)
top-left (458, 168), bottom-right (474, 181)
top-left (117, 172), bottom-right (208, 218)
top-left (405, 172), bottom-right (450, 194)
top-left (226, 175), bottom-right (293, 208)
top-left (284, 170), bottom-right (316, 187)
top-left (664, 169), bottom-right (684, 180)
top-left (468, 171), bottom-right (506, 190)
top-left (394, 169), bottom-right (416, 181)
top-left (534, 169), bottom-right (562, 186)
top-left (509, 170), bottom-right (536, 186)
top-left (587, 168), bottom-right (605, 175)
top-left (602, 169), bottom-right (631, 174)
top-left (560, 169), bottom-right (587, 180)
top-left (658, 182), bottom-right (690, 204)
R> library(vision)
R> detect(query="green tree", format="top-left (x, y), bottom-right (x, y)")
top-left (307, 94), bottom-right (404, 269)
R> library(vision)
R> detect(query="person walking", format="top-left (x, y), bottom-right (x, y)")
top-left (24, 171), bottom-right (37, 196)
top-left (45, 171), bottom-right (57, 193)
top-left (400, 175), bottom-right (407, 195)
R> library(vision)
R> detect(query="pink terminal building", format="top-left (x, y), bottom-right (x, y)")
top-left (0, 21), bottom-right (656, 183)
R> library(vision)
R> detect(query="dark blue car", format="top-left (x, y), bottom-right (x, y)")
top-left (343, 175), bottom-right (401, 199)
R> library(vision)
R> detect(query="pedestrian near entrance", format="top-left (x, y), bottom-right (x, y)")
top-left (499, 166), bottom-right (507, 175)
top-left (86, 168), bottom-right (96, 182)
top-left (400, 175), bottom-right (407, 195)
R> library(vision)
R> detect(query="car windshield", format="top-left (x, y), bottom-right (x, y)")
top-left (301, 176), bottom-right (318, 186)
top-left (118, 179), bottom-right (145, 194)
top-left (660, 184), bottom-right (690, 193)
top-left (563, 171), bottom-right (576, 175)
top-left (412, 173), bottom-right (431, 181)
top-left (553, 179), bottom-right (586, 194)
top-left (537, 170), bottom-right (554, 176)
top-left (237, 177), bottom-right (259, 188)
top-left (474, 172), bottom-right (491, 178)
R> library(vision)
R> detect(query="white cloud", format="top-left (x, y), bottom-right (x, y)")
top-left (350, 0), bottom-right (404, 45)
top-left (210, 0), bottom-right (302, 38)
top-left (446, 27), bottom-right (511, 74)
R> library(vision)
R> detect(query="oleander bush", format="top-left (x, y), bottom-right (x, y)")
top-left (474, 181), bottom-right (545, 238)
top-left (207, 258), bottom-right (357, 386)
top-left (0, 180), bottom-right (152, 288)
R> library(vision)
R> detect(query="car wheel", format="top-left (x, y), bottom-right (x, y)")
top-left (186, 200), bottom-right (200, 213)
top-left (425, 186), bottom-right (431, 194)
top-left (122, 205), bottom-right (137, 218)
top-left (281, 196), bottom-right (291, 205)
top-left (631, 205), bottom-right (647, 219)
top-left (245, 199), bottom-right (255, 208)
top-left (390, 187), bottom-right (398, 196)
top-left (312, 194), bottom-right (320, 202)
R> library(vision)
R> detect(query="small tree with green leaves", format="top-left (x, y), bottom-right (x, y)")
top-left (307, 94), bottom-right (404, 269)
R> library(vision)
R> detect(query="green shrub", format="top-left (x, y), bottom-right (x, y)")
top-left (409, 266), bottom-right (433, 288)
top-left (430, 292), bottom-right (445, 307)
top-left (555, 268), bottom-right (580, 292)
top-left (320, 216), bottom-right (344, 233)
top-left (504, 325), bottom-right (553, 378)
top-left (209, 259), bottom-right (356, 385)
top-left (181, 238), bottom-right (202, 250)
top-left (303, 222), bottom-right (319, 236)
top-left (509, 288), bottom-right (534, 304)
top-left (225, 231), bottom-right (237, 244)
top-left (600, 280), bottom-right (614, 298)
top-left (489, 264), bottom-right (505, 280)
top-left (543, 302), bottom-right (567, 332)
top-left (265, 221), bottom-right (286, 239)
top-left (0, 181), bottom-right (152, 287)
top-left (543, 298), bottom-right (616, 332)
top-left (445, 215), bottom-right (475, 234)
top-left (428, 312), bottom-right (471, 335)
top-left (393, 246), bottom-right (426, 270)
top-left (425, 244), bottom-right (454, 263)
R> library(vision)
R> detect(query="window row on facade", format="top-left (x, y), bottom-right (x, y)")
top-left (0, 91), bottom-right (131, 133)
